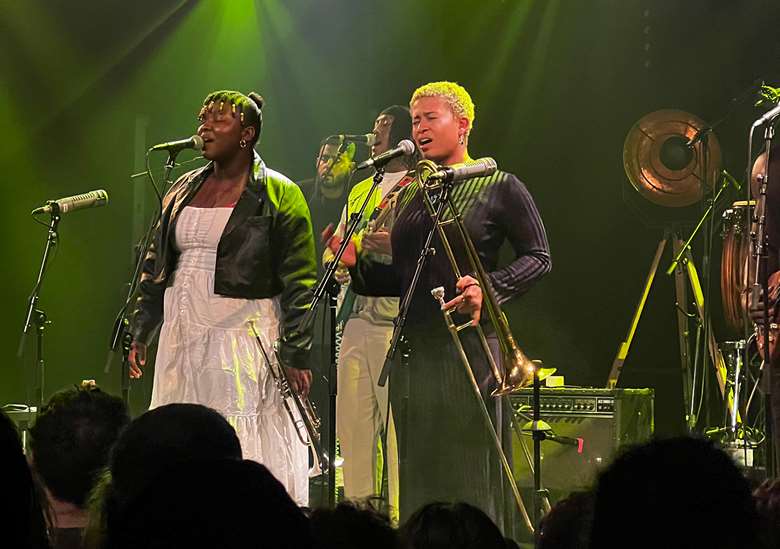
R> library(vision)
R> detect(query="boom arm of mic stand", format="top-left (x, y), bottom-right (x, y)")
top-left (107, 150), bottom-right (179, 382)
top-left (299, 169), bottom-right (386, 334)
top-left (377, 185), bottom-right (450, 388)
top-left (665, 171), bottom-right (733, 275)
top-left (108, 214), bottom-right (157, 356)
top-left (18, 212), bottom-right (60, 355)
top-left (296, 168), bottom-right (386, 508)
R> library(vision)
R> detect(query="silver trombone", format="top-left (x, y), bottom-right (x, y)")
top-left (416, 158), bottom-right (545, 534)
top-left (248, 320), bottom-right (326, 477)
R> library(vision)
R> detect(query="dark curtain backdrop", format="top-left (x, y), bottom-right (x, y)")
top-left (1, 0), bottom-right (779, 434)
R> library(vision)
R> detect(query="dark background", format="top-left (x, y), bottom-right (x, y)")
top-left (1, 0), bottom-right (779, 436)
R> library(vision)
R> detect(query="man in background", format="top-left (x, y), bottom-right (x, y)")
top-left (323, 105), bottom-right (417, 517)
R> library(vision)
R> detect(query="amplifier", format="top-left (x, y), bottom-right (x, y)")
top-left (508, 388), bottom-right (654, 491)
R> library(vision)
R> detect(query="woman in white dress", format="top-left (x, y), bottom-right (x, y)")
top-left (128, 90), bottom-right (317, 505)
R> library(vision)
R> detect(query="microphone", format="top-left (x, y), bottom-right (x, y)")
top-left (722, 169), bottom-right (743, 192)
top-left (429, 157), bottom-right (498, 183)
top-left (149, 135), bottom-right (204, 153)
top-left (685, 126), bottom-right (713, 148)
top-left (356, 139), bottom-right (415, 170)
top-left (753, 102), bottom-right (780, 127)
top-left (331, 134), bottom-right (376, 146)
top-left (32, 189), bottom-right (109, 215)
top-left (545, 433), bottom-right (585, 454)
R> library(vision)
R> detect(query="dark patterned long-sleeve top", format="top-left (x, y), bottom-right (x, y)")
top-left (351, 169), bottom-right (551, 331)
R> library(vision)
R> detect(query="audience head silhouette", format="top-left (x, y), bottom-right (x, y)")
top-left (590, 436), bottom-right (759, 549)
top-left (400, 501), bottom-right (507, 549)
top-left (30, 383), bottom-right (129, 507)
top-left (86, 403), bottom-right (242, 549)
top-left (0, 409), bottom-right (50, 549)
top-left (108, 402), bottom-right (242, 498)
top-left (108, 458), bottom-right (311, 549)
top-left (310, 500), bottom-right (398, 549)
top-left (536, 490), bottom-right (594, 549)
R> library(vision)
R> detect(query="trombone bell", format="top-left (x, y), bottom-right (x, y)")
top-left (493, 347), bottom-right (536, 396)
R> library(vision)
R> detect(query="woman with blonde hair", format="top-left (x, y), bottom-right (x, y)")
top-left (350, 81), bottom-right (551, 528)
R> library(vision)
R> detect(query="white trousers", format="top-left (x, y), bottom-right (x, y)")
top-left (336, 317), bottom-right (399, 514)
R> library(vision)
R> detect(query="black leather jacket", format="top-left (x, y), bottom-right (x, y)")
top-left (132, 154), bottom-right (317, 369)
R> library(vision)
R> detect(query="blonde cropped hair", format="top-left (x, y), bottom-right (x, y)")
top-left (410, 81), bottom-right (476, 136)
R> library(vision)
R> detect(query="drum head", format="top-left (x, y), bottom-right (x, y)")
top-left (721, 202), bottom-right (754, 336)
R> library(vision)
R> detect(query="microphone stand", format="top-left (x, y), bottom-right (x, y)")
top-left (529, 365), bottom-right (550, 532)
top-left (106, 150), bottom-right (179, 407)
top-left (378, 160), bottom-right (496, 387)
top-left (751, 118), bottom-right (776, 477)
top-left (666, 171), bottom-right (736, 275)
top-left (377, 193), bottom-right (444, 388)
top-left (666, 170), bottom-right (739, 433)
top-left (298, 167), bottom-right (386, 507)
top-left (17, 207), bottom-right (61, 409)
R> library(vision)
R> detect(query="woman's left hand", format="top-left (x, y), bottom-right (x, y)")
top-left (285, 367), bottom-right (312, 398)
top-left (443, 275), bottom-right (483, 326)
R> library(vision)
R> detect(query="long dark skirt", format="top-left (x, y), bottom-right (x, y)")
top-left (389, 330), bottom-right (517, 533)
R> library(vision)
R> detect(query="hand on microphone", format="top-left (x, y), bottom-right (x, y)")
top-left (128, 341), bottom-right (147, 379)
top-left (443, 275), bottom-right (483, 326)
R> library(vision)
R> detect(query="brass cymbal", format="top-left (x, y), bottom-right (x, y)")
top-left (623, 109), bottom-right (721, 208)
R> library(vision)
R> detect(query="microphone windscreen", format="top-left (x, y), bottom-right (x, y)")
top-left (398, 139), bottom-right (415, 156)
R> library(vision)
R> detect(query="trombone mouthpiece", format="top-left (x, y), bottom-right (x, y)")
top-left (431, 286), bottom-right (446, 303)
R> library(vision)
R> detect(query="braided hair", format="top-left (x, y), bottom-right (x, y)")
top-left (199, 90), bottom-right (264, 144)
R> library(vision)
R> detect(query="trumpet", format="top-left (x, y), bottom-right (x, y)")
top-left (248, 320), bottom-right (326, 477)
top-left (416, 158), bottom-right (542, 534)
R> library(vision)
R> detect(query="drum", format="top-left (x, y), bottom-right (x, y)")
top-left (720, 201), bottom-right (754, 336)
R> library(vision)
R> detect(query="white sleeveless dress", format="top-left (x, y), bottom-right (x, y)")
top-left (150, 206), bottom-right (309, 505)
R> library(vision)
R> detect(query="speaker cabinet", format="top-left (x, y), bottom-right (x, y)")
top-left (508, 388), bottom-right (654, 492)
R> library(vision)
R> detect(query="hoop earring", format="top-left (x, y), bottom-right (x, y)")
top-left (240, 139), bottom-right (247, 149)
